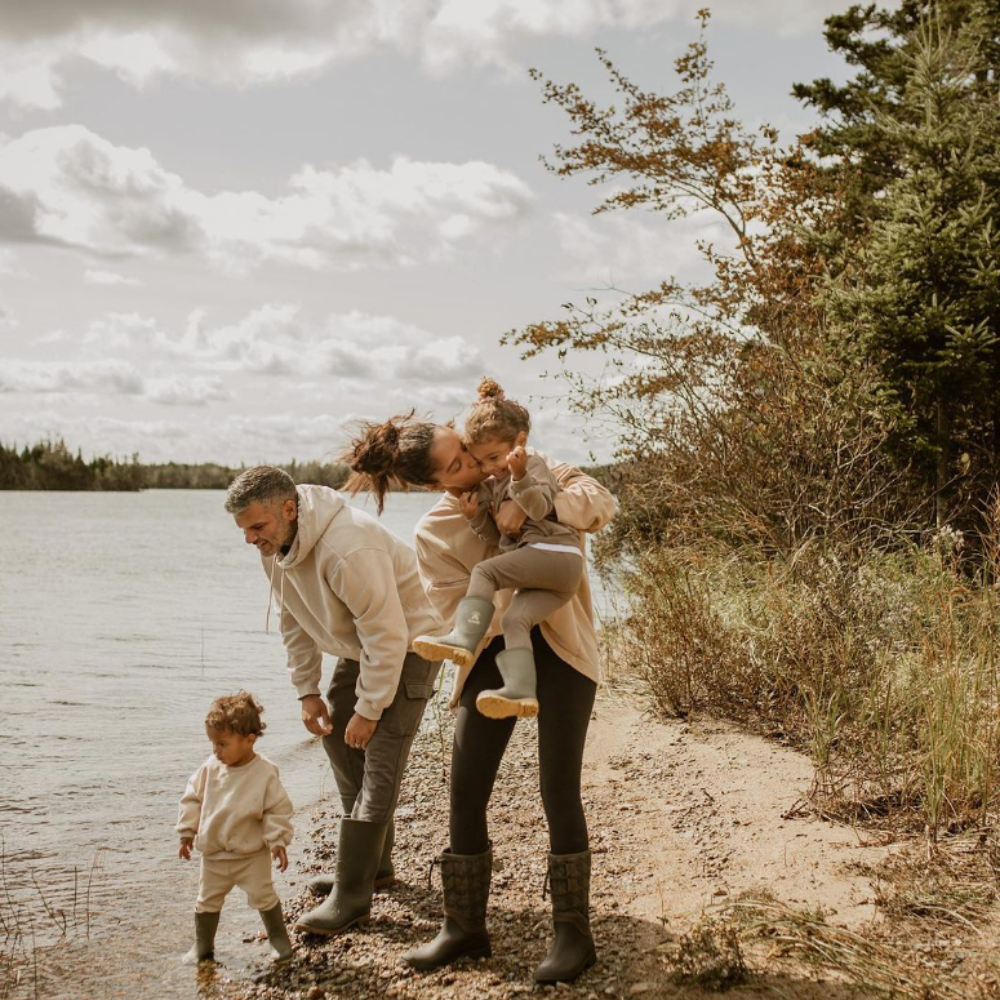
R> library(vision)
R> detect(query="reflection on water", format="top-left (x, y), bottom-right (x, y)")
top-left (0, 488), bottom-right (439, 1000)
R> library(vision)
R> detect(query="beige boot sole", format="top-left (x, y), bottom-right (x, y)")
top-left (412, 638), bottom-right (476, 667)
top-left (475, 693), bottom-right (540, 719)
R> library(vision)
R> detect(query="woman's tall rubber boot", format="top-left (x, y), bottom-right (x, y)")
top-left (476, 647), bottom-right (539, 719)
top-left (293, 818), bottom-right (388, 936)
top-left (534, 850), bottom-right (597, 983)
top-left (183, 910), bottom-right (220, 963)
top-left (259, 903), bottom-right (294, 962)
top-left (412, 596), bottom-right (495, 668)
top-left (403, 847), bottom-right (492, 971)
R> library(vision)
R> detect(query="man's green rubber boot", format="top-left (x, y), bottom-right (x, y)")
top-left (294, 818), bottom-right (388, 936)
top-left (307, 818), bottom-right (395, 895)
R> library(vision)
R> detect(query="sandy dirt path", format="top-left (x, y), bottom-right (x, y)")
top-left (234, 683), bottom-right (890, 1000)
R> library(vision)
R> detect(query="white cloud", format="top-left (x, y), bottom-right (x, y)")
top-left (149, 304), bottom-right (486, 384)
top-left (0, 126), bottom-right (534, 271)
top-left (84, 268), bottom-right (143, 286)
top-left (0, 1), bottom-right (846, 109)
top-left (0, 356), bottom-right (229, 406)
top-left (552, 209), bottom-right (726, 286)
top-left (1, 409), bottom-right (188, 455)
top-left (144, 375), bottom-right (231, 406)
top-left (0, 358), bottom-right (144, 395)
top-left (83, 312), bottom-right (159, 348)
top-left (208, 412), bottom-right (351, 463)
top-left (0, 126), bottom-right (197, 254)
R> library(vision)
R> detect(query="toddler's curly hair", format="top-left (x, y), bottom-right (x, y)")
top-left (205, 691), bottom-right (266, 737)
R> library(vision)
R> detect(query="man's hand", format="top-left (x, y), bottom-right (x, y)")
top-left (494, 500), bottom-right (528, 538)
top-left (507, 445), bottom-right (528, 480)
top-left (300, 695), bottom-right (333, 736)
top-left (458, 490), bottom-right (479, 520)
top-left (345, 713), bottom-right (378, 751)
top-left (179, 837), bottom-right (194, 861)
top-left (271, 845), bottom-right (289, 872)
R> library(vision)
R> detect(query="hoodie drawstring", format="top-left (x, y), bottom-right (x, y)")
top-left (265, 556), bottom-right (284, 635)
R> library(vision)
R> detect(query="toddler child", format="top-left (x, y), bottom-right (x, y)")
top-left (176, 691), bottom-right (294, 964)
top-left (413, 378), bottom-right (584, 719)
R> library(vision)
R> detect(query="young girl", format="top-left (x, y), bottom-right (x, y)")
top-left (176, 691), bottom-right (294, 964)
top-left (412, 378), bottom-right (584, 719)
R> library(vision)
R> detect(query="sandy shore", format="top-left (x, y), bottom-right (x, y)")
top-left (233, 681), bottom-right (892, 1000)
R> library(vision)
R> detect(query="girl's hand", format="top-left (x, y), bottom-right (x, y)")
top-left (179, 838), bottom-right (194, 860)
top-left (271, 845), bottom-right (289, 873)
top-left (494, 500), bottom-right (527, 538)
top-left (507, 446), bottom-right (527, 480)
top-left (459, 491), bottom-right (479, 519)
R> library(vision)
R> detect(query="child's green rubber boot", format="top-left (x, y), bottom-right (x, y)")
top-left (412, 596), bottom-right (495, 668)
top-left (476, 647), bottom-right (539, 719)
top-left (183, 911), bottom-right (220, 964)
top-left (260, 903), bottom-right (294, 963)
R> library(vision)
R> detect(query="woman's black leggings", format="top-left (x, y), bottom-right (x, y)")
top-left (450, 629), bottom-right (596, 856)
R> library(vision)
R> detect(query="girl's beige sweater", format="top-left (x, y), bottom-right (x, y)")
top-left (413, 459), bottom-right (616, 705)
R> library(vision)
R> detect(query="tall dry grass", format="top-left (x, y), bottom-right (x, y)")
top-left (609, 513), bottom-right (1000, 837)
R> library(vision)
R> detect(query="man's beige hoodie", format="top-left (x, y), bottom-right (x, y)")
top-left (264, 485), bottom-right (444, 720)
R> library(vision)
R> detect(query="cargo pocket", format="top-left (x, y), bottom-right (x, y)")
top-left (380, 659), bottom-right (440, 737)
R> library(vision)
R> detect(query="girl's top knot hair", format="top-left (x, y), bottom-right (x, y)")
top-left (477, 377), bottom-right (505, 401)
top-left (465, 376), bottom-right (531, 446)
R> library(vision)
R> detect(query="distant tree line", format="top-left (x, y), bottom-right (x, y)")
top-left (0, 439), bottom-right (351, 491)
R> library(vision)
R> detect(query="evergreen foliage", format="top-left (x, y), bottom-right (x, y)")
top-left (0, 439), bottom-right (350, 492)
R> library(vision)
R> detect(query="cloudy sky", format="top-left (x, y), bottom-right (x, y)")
top-left (0, 0), bottom-right (850, 467)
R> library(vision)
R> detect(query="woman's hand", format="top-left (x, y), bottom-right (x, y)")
top-left (271, 845), bottom-right (289, 872)
top-left (179, 838), bottom-right (194, 860)
top-left (459, 490), bottom-right (479, 519)
top-left (507, 446), bottom-right (527, 480)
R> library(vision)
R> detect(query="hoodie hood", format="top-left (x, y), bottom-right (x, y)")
top-left (278, 484), bottom-right (345, 570)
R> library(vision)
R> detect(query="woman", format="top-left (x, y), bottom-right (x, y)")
top-left (343, 400), bottom-right (615, 983)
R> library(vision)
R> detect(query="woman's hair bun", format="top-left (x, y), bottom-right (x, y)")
top-left (477, 377), bottom-right (505, 401)
top-left (352, 421), bottom-right (400, 476)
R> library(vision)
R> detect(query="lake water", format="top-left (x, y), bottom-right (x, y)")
top-left (0, 489), bottom-right (614, 1000)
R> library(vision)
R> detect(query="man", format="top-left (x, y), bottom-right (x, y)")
top-left (224, 465), bottom-right (444, 935)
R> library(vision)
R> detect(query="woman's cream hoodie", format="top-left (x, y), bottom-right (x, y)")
top-left (413, 460), bottom-right (616, 706)
top-left (265, 485), bottom-right (444, 720)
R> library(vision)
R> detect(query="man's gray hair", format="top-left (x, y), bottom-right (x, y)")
top-left (224, 465), bottom-right (297, 515)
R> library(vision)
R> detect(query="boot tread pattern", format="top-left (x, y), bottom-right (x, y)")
top-left (412, 638), bottom-right (476, 667)
top-left (475, 694), bottom-right (540, 719)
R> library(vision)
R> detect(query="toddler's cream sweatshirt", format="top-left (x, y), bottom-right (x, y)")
top-left (176, 754), bottom-right (293, 860)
